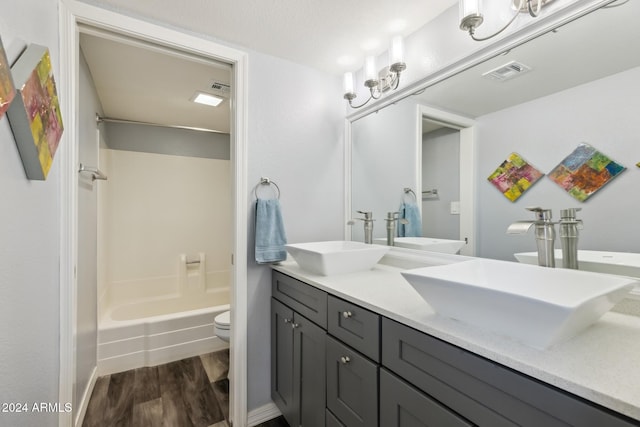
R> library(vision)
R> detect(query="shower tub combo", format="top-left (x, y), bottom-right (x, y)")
top-left (98, 253), bottom-right (230, 375)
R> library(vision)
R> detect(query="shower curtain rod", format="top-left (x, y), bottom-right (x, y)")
top-left (95, 115), bottom-right (228, 135)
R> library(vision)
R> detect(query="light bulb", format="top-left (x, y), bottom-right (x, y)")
top-left (364, 56), bottom-right (377, 83)
top-left (343, 72), bottom-right (355, 95)
top-left (390, 36), bottom-right (404, 66)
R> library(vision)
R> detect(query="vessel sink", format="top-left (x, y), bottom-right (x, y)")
top-left (515, 250), bottom-right (640, 278)
top-left (401, 258), bottom-right (637, 349)
top-left (374, 237), bottom-right (466, 254)
top-left (285, 241), bottom-right (390, 276)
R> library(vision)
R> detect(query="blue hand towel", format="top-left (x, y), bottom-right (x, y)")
top-left (255, 198), bottom-right (288, 264)
top-left (398, 202), bottom-right (422, 237)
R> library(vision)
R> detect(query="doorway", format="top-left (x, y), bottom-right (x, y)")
top-left (417, 105), bottom-right (476, 256)
top-left (58, 1), bottom-right (248, 426)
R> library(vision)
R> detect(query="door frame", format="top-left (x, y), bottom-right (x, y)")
top-left (58, 1), bottom-right (248, 425)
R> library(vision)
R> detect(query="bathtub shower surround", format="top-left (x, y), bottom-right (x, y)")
top-left (98, 252), bottom-right (230, 374)
top-left (97, 148), bottom-right (232, 374)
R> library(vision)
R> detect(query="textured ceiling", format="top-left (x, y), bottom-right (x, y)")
top-left (80, 32), bottom-right (232, 133)
top-left (85, 0), bottom-right (458, 75)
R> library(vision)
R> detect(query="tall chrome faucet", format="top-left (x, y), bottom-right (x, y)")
top-left (349, 210), bottom-right (374, 244)
top-left (559, 208), bottom-right (583, 269)
top-left (507, 207), bottom-right (556, 268)
top-left (384, 212), bottom-right (409, 246)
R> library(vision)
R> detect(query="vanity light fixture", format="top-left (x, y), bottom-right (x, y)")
top-left (343, 35), bottom-right (407, 109)
top-left (460, 0), bottom-right (554, 41)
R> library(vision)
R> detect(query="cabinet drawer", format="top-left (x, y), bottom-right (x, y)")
top-left (380, 368), bottom-right (474, 427)
top-left (272, 271), bottom-right (327, 328)
top-left (327, 295), bottom-right (380, 362)
top-left (382, 318), bottom-right (638, 427)
top-left (326, 336), bottom-right (378, 427)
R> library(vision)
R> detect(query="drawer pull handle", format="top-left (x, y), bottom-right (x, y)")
top-left (340, 356), bottom-right (351, 364)
top-left (342, 311), bottom-right (353, 318)
top-left (291, 323), bottom-right (300, 329)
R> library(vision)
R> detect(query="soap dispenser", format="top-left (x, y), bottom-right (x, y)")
top-left (559, 208), bottom-right (582, 269)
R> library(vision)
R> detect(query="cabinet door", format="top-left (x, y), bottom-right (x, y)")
top-left (326, 336), bottom-right (378, 427)
top-left (293, 313), bottom-right (326, 427)
top-left (271, 299), bottom-right (296, 427)
top-left (380, 368), bottom-right (474, 427)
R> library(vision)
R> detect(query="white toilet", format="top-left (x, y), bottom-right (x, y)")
top-left (214, 310), bottom-right (231, 342)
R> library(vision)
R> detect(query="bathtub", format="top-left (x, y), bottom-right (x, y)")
top-left (97, 282), bottom-right (230, 375)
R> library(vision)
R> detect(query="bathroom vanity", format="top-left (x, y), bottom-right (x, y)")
top-left (271, 252), bottom-right (640, 427)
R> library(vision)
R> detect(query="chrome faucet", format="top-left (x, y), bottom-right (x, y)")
top-left (559, 208), bottom-right (583, 270)
top-left (384, 212), bottom-right (409, 246)
top-left (349, 210), bottom-right (374, 244)
top-left (507, 207), bottom-right (556, 268)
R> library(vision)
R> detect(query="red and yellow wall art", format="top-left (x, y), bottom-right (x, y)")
top-left (0, 36), bottom-right (16, 116)
top-left (7, 44), bottom-right (63, 180)
top-left (488, 152), bottom-right (544, 202)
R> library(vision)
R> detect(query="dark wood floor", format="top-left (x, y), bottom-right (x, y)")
top-left (83, 349), bottom-right (289, 427)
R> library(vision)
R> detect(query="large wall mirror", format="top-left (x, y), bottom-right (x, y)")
top-left (348, 0), bottom-right (640, 263)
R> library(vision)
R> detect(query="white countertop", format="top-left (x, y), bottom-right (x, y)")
top-left (272, 253), bottom-right (640, 421)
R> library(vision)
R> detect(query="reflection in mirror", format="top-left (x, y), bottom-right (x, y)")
top-left (349, 0), bottom-right (640, 266)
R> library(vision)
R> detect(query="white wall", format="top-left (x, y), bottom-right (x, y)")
top-left (101, 148), bottom-right (231, 303)
top-left (246, 51), bottom-right (344, 410)
top-left (0, 1), bottom-right (62, 426)
top-left (476, 66), bottom-right (640, 261)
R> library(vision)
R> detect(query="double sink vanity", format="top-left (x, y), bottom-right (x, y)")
top-left (270, 242), bottom-right (640, 427)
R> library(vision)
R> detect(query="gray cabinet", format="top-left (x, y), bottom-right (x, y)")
top-left (271, 273), bottom-right (327, 427)
top-left (272, 270), bottom-right (639, 427)
top-left (382, 317), bottom-right (639, 427)
top-left (326, 335), bottom-right (378, 427)
top-left (380, 368), bottom-right (474, 427)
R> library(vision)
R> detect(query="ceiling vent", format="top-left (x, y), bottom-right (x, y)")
top-left (209, 80), bottom-right (231, 98)
top-left (482, 61), bottom-right (532, 82)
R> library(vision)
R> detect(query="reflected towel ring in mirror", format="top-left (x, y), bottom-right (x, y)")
top-left (253, 177), bottom-right (280, 200)
top-left (403, 187), bottom-right (417, 202)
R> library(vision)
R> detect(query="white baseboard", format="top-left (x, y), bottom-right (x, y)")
top-left (247, 402), bottom-right (282, 427)
top-left (74, 366), bottom-right (98, 427)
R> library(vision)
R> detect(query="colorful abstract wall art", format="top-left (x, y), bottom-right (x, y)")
top-left (548, 143), bottom-right (625, 202)
top-left (7, 44), bottom-right (63, 180)
top-left (0, 36), bottom-right (16, 116)
top-left (487, 152), bottom-right (544, 202)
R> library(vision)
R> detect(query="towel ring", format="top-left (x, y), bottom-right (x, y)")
top-left (253, 177), bottom-right (280, 200)
top-left (403, 188), bottom-right (417, 202)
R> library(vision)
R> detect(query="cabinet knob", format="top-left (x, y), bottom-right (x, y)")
top-left (291, 323), bottom-right (300, 329)
top-left (283, 318), bottom-right (291, 324)
top-left (340, 356), bottom-right (351, 364)
top-left (342, 311), bottom-right (353, 319)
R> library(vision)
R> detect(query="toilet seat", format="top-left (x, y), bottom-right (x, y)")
top-left (214, 310), bottom-right (231, 330)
